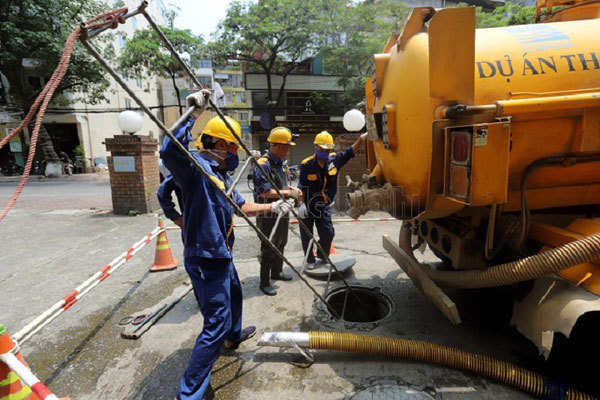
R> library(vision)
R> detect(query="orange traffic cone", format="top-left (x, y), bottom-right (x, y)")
top-left (314, 243), bottom-right (338, 257)
top-left (150, 217), bottom-right (178, 272)
top-left (0, 324), bottom-right (40, 400)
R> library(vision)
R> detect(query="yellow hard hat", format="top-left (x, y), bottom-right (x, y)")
top-left (268, 127), bottom-right (295, 146)
top-left (314, 131), bottom-right (334, 149)
top-left (201, 116), bottom-right (241, 147)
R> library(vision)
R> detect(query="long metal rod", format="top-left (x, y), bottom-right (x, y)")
top-left (226, 157), bottom-right (252, 196)
top-left (87, 2), bottom-right (147, 38)
top-left (300, 239), bottom-right (314, 275)
top-left (80, 38), bottom-right (341, 318)
top-left (268, 212), bottom-right (285, 242)
top-left (140, 8), bottom-right (358, 300)
top-left (169, 106), bottom-right (196, 133)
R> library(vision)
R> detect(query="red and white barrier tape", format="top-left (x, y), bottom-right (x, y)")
top-left (13, 226), bottom-right (163, 344)
top-left (0, 351), bottom-right (61, 400)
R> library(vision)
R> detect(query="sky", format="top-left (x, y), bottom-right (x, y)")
top-left (168, 0), bottom-right (248, 41)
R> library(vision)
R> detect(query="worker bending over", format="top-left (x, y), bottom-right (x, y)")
top-left (297, 131), bottom-right (367, 268)
top-left (253, 127), bottom-right (302, 296)
top-left (161, 90), bottom-right (293, 400)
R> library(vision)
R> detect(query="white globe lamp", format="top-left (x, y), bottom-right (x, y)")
top-left (343, 109), bottom-right (365, 132)
top-left (117, 110), bottom-right (143, 135)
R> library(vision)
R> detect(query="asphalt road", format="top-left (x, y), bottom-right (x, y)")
top-left (0, 178), bottom-right (589, 399)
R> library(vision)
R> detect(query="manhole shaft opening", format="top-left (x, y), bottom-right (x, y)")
top-left (325, 285), bottom-right (393, 323)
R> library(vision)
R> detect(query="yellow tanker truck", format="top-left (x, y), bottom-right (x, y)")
top-left (347, 0), bottom-right (600, 363)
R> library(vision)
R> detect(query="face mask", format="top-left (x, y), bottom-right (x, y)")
top-left (224, 152), bottom-right (239, 171)
top-left (206, 149), bottom-right (239, 171)
top-left (316, 149), bottom-right (330, 160)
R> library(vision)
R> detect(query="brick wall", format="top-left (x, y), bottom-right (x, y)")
top-left (106, 135), bottom-right (159, 215)
top-left (335, 133), bottom-right (368, 212)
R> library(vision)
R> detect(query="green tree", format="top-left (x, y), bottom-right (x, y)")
top-left (474, 2), bottom-right (536, 27)
top-left (210, 0), bottom-right (324, 128)
top-left (320, 0), bottom-right (410, 109)
top-left (118, 27), bottom-right (204, 115)
top-left (0, 0), bottom-right (116, 162)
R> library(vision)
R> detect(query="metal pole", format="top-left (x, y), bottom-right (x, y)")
top-left (138, 9), bottom-right (357, 299)
top-left (87, 3), bottom-right (147, 38)
top-left (168, 106), bottom-right (196, 133)
top-left (226, 157), bottom-right (252, 196)
top-left (268, 212), bottom-right (285, 242)
top-left (300, 239), bottom-right (314, 275)
top-left (80, 39), bottom-right (341, 318)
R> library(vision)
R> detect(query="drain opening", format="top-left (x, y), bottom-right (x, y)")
top-left (325, 285), bottom-right (393, 323)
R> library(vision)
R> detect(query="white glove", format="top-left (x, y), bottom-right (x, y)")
top-left (186, 89), bottom-right (211, 118)
top-left (298, 203), bottom-right (308, 219)
top-left (360, 132), bottom-right (368, 142)
top-left (271, 199), bottom-right (294, 215)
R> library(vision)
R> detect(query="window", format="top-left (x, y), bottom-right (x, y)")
top-left (130, 17), bottom-right (137, 31)
top-left (237, 112), bottom-right (248, 121)
top-left (198, 76), bottom-right (212, 88)
top-left (236, 93), bottom-right (246, 103)
top-left (125, 98), bottom-right (132, 110)
top-left (117, 34), bottom-right (125, 48)
top-left (136, 77), bottom-right (142, 89)
top-left (225, 93), bottom-right (233, 104)
top-left (251, 91), bottom-right (285, 117)
top-left (198, 58), bottom-right (212, 68)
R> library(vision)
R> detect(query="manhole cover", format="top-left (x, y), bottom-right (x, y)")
top-left (324, 285), bottom-right (393, 323)
top-left (353, 384), bottom-right (435, 400)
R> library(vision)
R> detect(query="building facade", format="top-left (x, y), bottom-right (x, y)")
top-left (245, 59), bottom-right (348, 165)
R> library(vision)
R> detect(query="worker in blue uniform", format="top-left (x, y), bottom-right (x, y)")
top-left (297, 130), bottom-right (367, 268)
top-left (161, 90), bottom-right (294, 400)
top-left (253, 126), bottom-right (303, 296)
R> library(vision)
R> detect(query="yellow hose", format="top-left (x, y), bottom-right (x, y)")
top-left (421, 231), bottom-right (600, 289)
top-left (309, 331), bottom-right (597, 400)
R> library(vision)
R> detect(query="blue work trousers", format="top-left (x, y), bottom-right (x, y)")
top-left (299, 205), bottom-right (335, 264)
top-left (177, 257), bottom-right (243, 400)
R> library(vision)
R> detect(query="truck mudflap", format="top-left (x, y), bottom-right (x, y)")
top-left (512, 275), bottom-right (600, 359)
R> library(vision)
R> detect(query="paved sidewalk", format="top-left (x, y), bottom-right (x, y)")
top-left (0, 172), bottom-right (109, 183)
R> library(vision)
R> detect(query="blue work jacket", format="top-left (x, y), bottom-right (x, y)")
top-left (298, 146), bottom-right (355, 210)
top-left (252, 150), bottom-right (287, 203)
top-left (157, 174), bottom-right (183, 222)
top-left (160, 116), bottom-right (246, 259)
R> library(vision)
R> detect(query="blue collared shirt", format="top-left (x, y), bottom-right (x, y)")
top-left (298, 146), bottom-right (355, 210)
top-left (157, 174), bottom-right (183, 222)
top-left (160, 116), bottom-right (246, 259)
top-left (252, 150), bottom-right (286, 202)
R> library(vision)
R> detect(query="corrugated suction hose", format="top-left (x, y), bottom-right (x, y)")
top-left (418, 229), bottom-right (600, 289)
top-left (309, 331), bottom-right (597, 400)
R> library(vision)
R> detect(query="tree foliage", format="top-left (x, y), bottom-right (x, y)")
top-left (474, 2), bottom-right (536, 27)
top-left (320, 0), bottom-right (410, 109)
top-left (118, 27), bottom-right (204, 114)
top-left (210, 0), bottom-right (324, 127)
top-left (0, 0), bottom-right (115, 109)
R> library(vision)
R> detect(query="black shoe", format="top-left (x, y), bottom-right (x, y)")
top-left (260, 284), bottom-right (277, 296)
top-left (271, 272), bottom-right (293, 281)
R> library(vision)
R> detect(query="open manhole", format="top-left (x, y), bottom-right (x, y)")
top-left (325, 285), bottom-right (394, 323)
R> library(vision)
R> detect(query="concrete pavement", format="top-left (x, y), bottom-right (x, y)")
top-left (0, 179), bottom-right (566, 399)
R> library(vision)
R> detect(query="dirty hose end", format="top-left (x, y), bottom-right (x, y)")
top-left (257, 332), bottom-right (310, 347)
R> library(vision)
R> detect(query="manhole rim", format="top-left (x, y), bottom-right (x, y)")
top-left (321, 284), bottom-right (396, 326)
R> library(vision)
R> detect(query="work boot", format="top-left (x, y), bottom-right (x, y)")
top-left (271, 272), bottom-right (293, 281)
top-left (306, 262), bottom-right (316, 270)
top-left (260, 284), bottom-right (277, 296)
